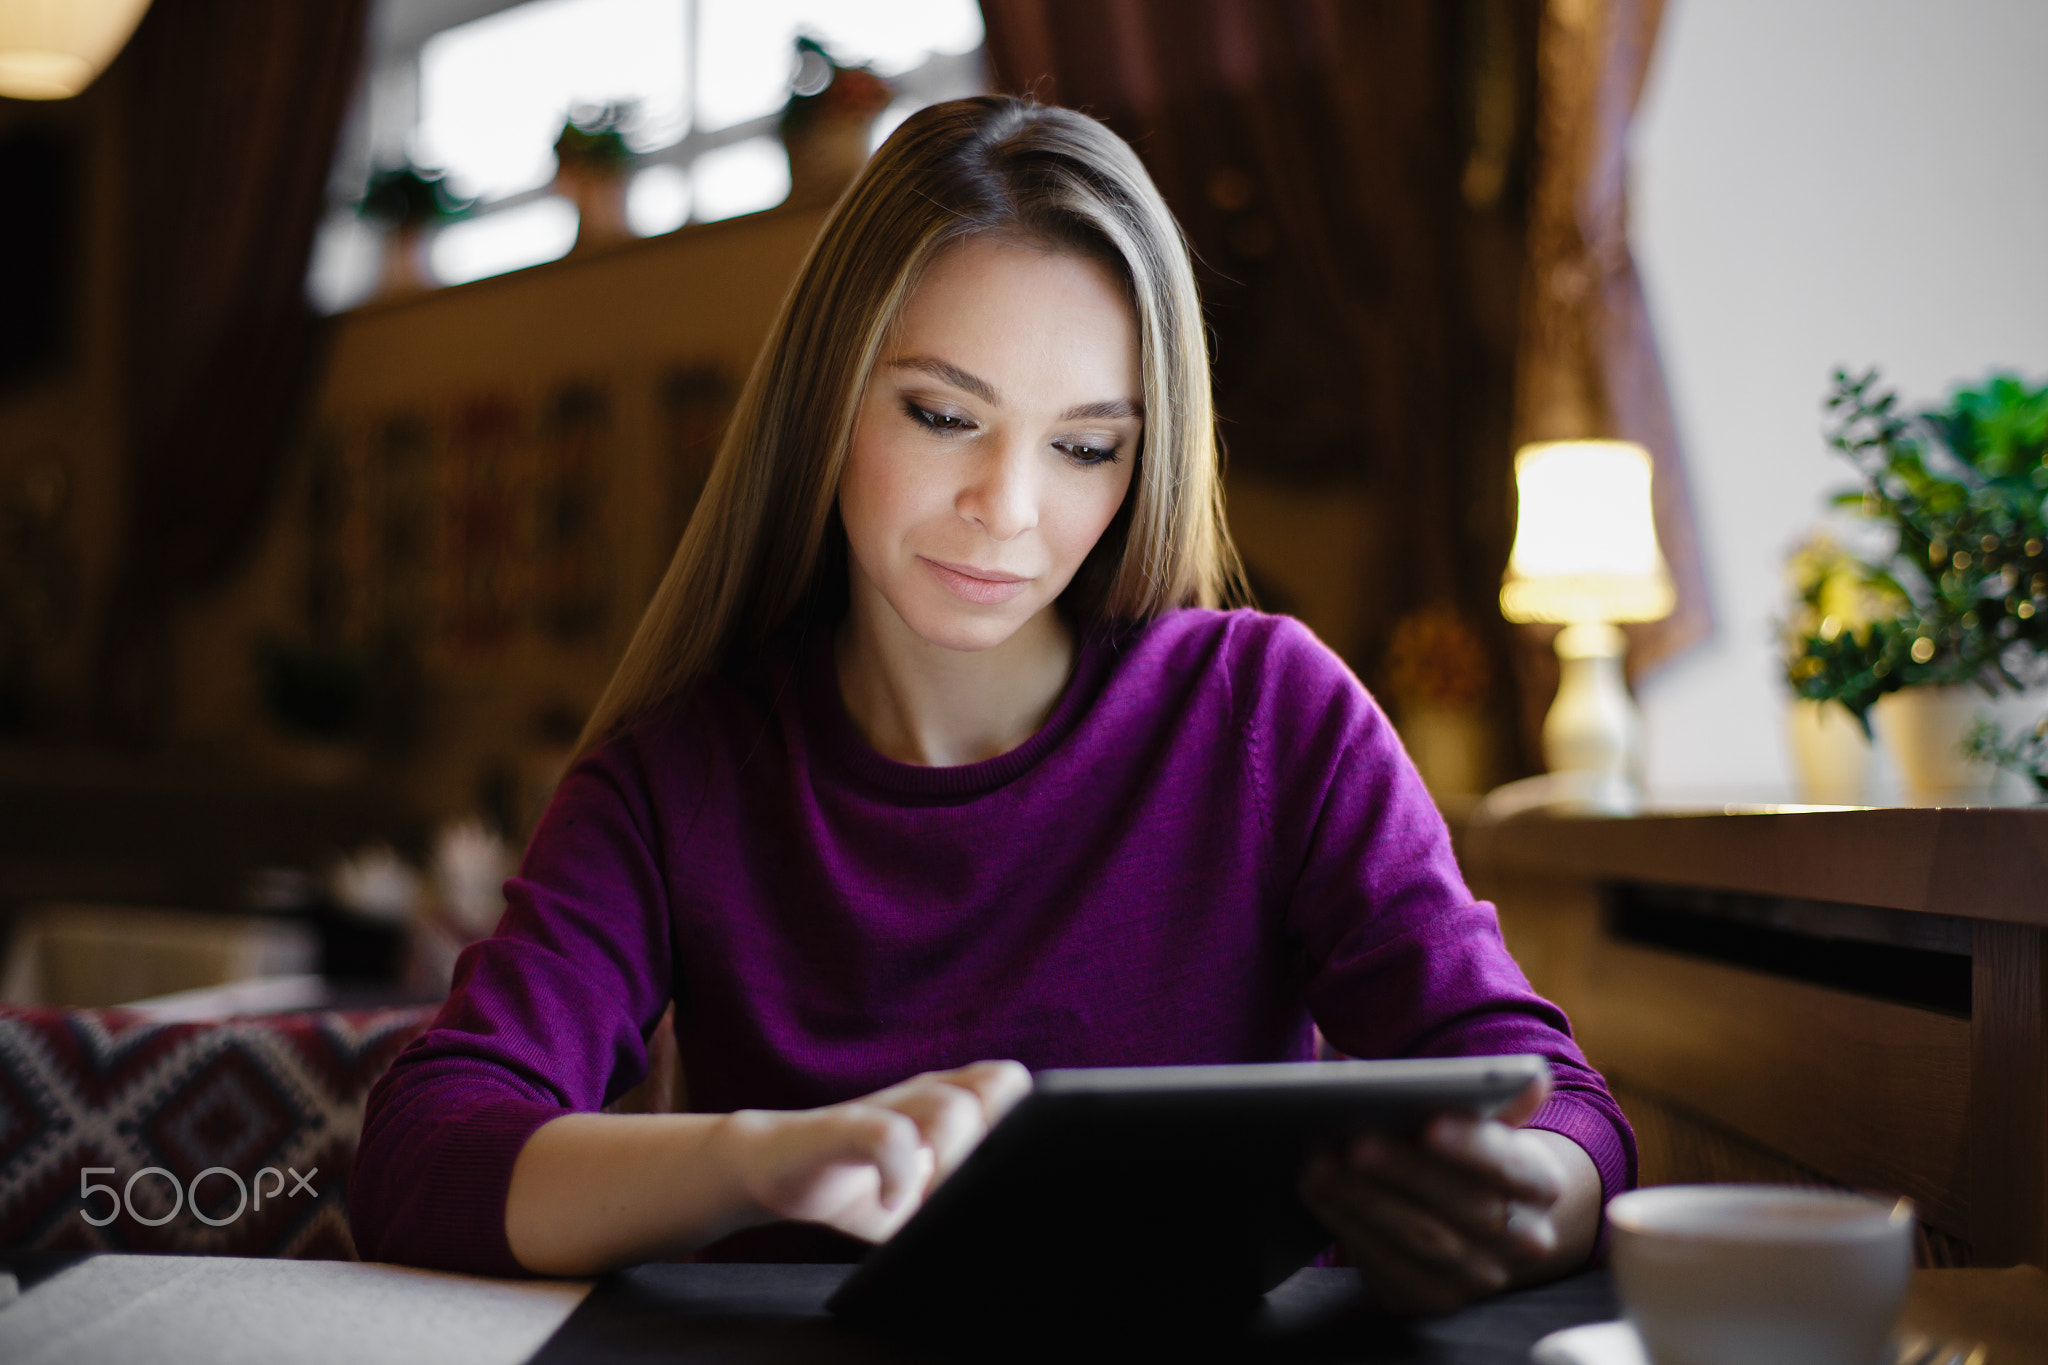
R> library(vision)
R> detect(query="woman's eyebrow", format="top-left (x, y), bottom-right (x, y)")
top-left (888, 355), bottom-right (998, 405)
top-left (888, 356), bottom-right (1140, 422)
top-left (1060, 398), bottom-right (1142, 422)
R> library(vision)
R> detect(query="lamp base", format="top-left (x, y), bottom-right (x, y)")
top-left (1541, 622), bottom-right (1643, 813)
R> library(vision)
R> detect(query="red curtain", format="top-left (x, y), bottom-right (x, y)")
top-left (93, 0), bottom-right (371, 742)
top-left (981, 0), bottom-right (1708, 767)
top-left (982, 0), bottom-right (1542, 756)
top-left (1517, 0), bottom-right (1709, 676)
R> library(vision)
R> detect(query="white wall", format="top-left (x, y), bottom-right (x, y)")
top-left (1630, 0), bottom-right (2048, 799)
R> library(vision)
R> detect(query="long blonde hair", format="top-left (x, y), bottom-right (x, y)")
top-left (576, 96), bottom-right (1245, 755)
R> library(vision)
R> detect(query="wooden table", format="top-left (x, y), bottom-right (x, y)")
top-left (1461, 804), bottom-right (2048, 1269)
top-left (5, 1249), bottom-right (2044, 1362)
top-left (0, 1252), bottom-right (1616, 1365)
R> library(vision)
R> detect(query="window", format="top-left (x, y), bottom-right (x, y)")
top-left (308, 0), bottom-right (986, 311)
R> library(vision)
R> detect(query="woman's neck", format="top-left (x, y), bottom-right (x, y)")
top-left (833, 584), bottom-right (1077, 768)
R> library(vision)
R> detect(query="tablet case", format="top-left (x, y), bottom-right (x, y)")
top-left (827, 1054), bottom-right (1548, 1329)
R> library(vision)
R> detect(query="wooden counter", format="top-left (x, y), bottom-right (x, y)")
top-left (1461, 804), bottom-right (2048, 1269)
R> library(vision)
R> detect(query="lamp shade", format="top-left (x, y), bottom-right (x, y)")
top-left (1500, 439), bottom-right (1675, 625)
top-left (0, 0), bottom-right (152, 100)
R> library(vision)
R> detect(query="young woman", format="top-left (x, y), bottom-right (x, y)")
top-left (351, 95), bottom-right (1634, 1315)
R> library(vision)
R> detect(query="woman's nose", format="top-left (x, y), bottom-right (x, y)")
top-left (957, 441), bottom-right (1039, 541)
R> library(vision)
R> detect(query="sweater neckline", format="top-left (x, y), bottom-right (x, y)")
top-left (802, 616), bottom-right (1117, 799)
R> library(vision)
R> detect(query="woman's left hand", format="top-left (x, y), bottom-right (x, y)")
top-left (1296, 1073), bottom-right (1603, 1316)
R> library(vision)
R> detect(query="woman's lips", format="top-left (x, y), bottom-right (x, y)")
top-left (921, 556), bottom-right (1032, 605)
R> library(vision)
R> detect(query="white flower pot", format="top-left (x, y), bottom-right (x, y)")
top-left (374, 224), bottom-right (434, 297)
top-left (784, 117), bottom-right (876, 206)
top-left (1870, 685), bottom-right (1997, 803)
top-left (1784, 699), bottom-right (1870, 805)
top-left (556, 164), bottom-right (633, 252)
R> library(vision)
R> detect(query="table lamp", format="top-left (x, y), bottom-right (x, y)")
top-left (0, 0), bottom-right (152, 99)
top-left (1499, 439), bottom-right (1674, 812)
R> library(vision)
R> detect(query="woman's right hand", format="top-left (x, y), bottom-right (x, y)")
top-left (718, 1059), bottom-right (1032, 1244)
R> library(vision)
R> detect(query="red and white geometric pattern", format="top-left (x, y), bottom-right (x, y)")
top-left (0, 1004), bottom-right (433, 1259)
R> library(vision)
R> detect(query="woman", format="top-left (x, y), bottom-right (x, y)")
top-left (350, 96), bottom-right (1633, 1314)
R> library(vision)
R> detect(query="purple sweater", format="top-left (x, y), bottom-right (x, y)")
top-left (350, 608), bottom-right (1635, 1275)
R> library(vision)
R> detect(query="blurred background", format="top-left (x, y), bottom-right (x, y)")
top-left (0, 0), bottom-right (2042, 1011)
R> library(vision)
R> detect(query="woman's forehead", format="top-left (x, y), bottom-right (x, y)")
top-left (885, 238), bottom-right (1140, 408)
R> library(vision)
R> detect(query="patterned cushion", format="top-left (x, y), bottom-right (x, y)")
top-left (0, 1003), bottom-right (433, 1258)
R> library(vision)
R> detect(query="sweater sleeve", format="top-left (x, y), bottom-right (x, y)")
top-left (349, 730), bottom-right (679, 1276)
top-left (1239, 615), bottom-right (1637, 1211)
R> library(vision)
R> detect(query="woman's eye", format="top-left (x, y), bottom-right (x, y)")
top-left (1055, 440), bottom-right (1122, 467)
top-left (903, 399), bottom-right (972, 433)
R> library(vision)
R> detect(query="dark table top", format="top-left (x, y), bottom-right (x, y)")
top-left (529, 1263), bottom-right (1621, 1365)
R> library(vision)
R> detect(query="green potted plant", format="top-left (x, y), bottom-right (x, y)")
top-left (779, 36), bottom-right (894, 207)
top-left (1783, 367), bottom-right (2048, 798)
top-left (355, 163), bottom-right (471, 296)
top-left (553, 102), bottom-right (637, 251)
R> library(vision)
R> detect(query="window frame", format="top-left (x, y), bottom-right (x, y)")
top-left (315, 0), bottom-right (986, 306)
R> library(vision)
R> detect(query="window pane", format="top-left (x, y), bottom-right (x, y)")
top-left (791, 0), bottom-right (985, 73)
top-left (695, 0), bottom-right (984, 130)
top-left (869, 98), bottom-right (921, 155)
top-left (432, 197), bottom-right (581, 284)
top-left (419, 0), bottom-right (689, 201)
top-left (690, 137), bottom-right (790, 223)
top-left (306, 212), bottom-right (385, 314)
top-left (627, 163), bottom-right (692, 237)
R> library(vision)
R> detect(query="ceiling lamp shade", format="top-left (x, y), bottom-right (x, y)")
top-left (1500, 439), bottom-right (1676, 626)
top-left (0, 0), bottom-right (153, 100)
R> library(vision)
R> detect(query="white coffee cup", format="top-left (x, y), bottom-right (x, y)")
top-left (1608, 1184), bottom-right (1915, 1365)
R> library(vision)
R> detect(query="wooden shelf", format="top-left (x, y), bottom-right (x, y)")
top-left (1466, 804), bottom-right (2048, 927)
top-left (1464, 803), bottom-right (2048, 1268)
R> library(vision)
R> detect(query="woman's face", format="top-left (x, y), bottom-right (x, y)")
top-left (838, 235), bottom-right (1142, 653)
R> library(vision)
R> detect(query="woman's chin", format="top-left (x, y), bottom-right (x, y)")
top-left (896, 595), bottom-right (1040, 654)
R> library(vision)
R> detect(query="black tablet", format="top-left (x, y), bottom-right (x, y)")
top-left (826, 1054), bottom-right (1549, 1330)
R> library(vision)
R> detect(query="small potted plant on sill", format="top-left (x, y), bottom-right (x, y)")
top-left (1783, 367), bottom-right (2048, 800)
top-left (553, 102), bottom-right (637, 252)
top-left (779, 36), bottom-right (894, 208)
top-left (355, 163), bottom-right (471, 297)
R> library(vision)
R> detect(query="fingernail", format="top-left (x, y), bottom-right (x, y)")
top-left (1505, 1205), bottom-right (1555, 1254)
